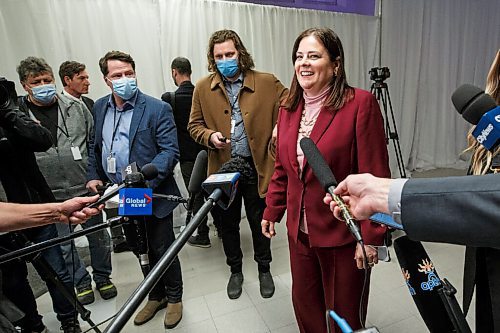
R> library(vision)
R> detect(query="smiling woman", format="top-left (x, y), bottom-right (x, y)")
top-left (262, 27), bottom-right (391, 333)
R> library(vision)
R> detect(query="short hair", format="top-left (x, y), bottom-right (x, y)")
top-left (99, 51), bottom-right (135, 77)
top-left (17, 57), bottom-right (53, 82)
top-left (285, 27), bottom-right (353, 112)
top-left (171, 57), bottom-right (192, 75)
top-left (59, 61), bottom-right (86, 86)
top-left (207, 29), bottom-right (254, 73)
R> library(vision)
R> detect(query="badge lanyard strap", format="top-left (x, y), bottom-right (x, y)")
top-left (109, 107), bottom-right (122, 156)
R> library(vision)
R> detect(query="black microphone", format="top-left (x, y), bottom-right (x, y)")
top-left (452, 84), bottom-right (500, 150)
top-left (299, 137), bottom-right (363, 242)
top-left (185, 151), bottom-right (208, 223)
top-left (88, 163), bottom-right (158, 208)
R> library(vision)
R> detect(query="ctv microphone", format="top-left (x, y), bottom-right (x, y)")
top-left (299, 137), bottom-right (363, 242)
top-left (185, 150), bottom-right (208, 223)
top-left (452, 84), bottom-right (500, 150)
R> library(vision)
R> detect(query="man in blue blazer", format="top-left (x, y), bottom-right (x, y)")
top-left (86, 51), bottom-right (183, 329)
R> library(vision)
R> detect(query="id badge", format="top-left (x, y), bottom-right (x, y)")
top-left (70, 146), bottom-right (82, 161)
top-left (107, 156), bottom-right (116, 173)
top-left (230, 119), bottom-right (236, 134)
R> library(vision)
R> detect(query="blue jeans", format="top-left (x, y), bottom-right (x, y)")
top-left (56, 213), bottom-right (112, 287)
top-left (17, 225), bottom-right (78, 323)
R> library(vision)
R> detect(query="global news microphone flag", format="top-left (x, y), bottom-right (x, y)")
top-left (118, 187), bottom-right (153, 216)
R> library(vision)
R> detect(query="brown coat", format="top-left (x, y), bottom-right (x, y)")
top-left (188, 70), bottom-right (288, 197)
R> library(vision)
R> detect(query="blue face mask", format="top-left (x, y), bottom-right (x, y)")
top-left (31, 84), bottom-right (56, 104)
top-left (110, 77), bottom-right (137, 100)
top-left (216, 58), bottom-right (239, 79)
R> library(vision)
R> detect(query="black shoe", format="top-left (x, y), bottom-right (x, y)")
top-left (60, 318), bottom-right (82, 333)
top-left (20, 322), bottom-right (47, 333)
top-left (227, 272), bottom-right (244, 299)
top-left (187, 235), bottom-right (211, 248)
top-left (259, 271), bottom-right (275, 298)
top-left (76, 284), bottom-right (95, 305)
top-left (96, 278), bottom-right (118, 300)
top-left (113, 242), bottom-right (131, 253)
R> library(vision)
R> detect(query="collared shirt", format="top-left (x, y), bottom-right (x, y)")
top-left (62, 89), bottom-right (90, 114)
top-left (388, 178), bottom-right (409, 225)
top-left (101, 92), bottom-right (137, 183)
top-left (223, 73), bottom-right (251, 158)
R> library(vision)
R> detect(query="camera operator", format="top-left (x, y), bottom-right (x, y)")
top-left (0, 76), bottom-right (82, 332)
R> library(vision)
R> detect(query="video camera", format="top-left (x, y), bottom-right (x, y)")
top-left (369, 67), bottom-right (390, 83)
top-left (0, 77), bottom-right (18, 111)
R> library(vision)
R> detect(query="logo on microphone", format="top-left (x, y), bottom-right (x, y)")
top-left (118, 188), bottom-right (153, 216)
top-left (476, 123), bottom-right (494, 144)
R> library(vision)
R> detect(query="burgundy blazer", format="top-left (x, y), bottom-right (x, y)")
top-left (263, 88), bottom-right (391, 247)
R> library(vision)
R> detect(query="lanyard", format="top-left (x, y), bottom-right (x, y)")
top-left (109, 107), bottom-right (122, 154)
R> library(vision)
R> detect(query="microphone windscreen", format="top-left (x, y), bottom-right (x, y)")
top-left (393, 236), bottom-right (454, 332)
top-left (141, 163), bottom-right (159, 180)
top-left (299, 137), bottom-right (337, 190)
top-left (451, 84), bottom-right (483, 115)
top-left (188, 150), bottom-right (208, 193)
top-left (461, 93), bottom-right (498, 125)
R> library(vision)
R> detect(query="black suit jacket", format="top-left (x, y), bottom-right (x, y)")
top-left (161, 81), bottom-right (204, 162)
top-left (82, 96), bottom-right (94, 116)
top-left (401, 173), bottom-right (500, 248)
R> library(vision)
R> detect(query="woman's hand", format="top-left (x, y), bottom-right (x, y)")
top-left (261, 219), bottom-right (276, 239)
top-left (354, 243), bottom-right (379, 269)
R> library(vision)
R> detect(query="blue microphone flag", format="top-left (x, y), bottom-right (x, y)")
top-left (472, 106), bottom-right (500, 151)
top-left (118, 188), bottom-right (153, 216)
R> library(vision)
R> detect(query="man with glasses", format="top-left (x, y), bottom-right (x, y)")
top-left (86, 51), bottom-right (183, 329)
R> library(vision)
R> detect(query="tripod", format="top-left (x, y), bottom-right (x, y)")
top-left (7, 231), bottom-right (102, 333)
top-left (369, 67), bottom-right (406, 178)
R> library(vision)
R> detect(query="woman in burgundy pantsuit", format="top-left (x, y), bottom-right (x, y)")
top-left (261, 28), bottom-right (390, 333)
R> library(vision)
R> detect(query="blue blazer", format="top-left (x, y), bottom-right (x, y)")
top-left (87, 90), bottom-right (181, 218)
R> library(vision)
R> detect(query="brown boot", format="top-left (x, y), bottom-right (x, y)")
top-left (164, 302), bottom-right (183, 329)
top-left (133, 299), bottom-right (168, 325)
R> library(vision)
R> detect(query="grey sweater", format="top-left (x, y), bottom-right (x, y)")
top-left (22, 93), bottom-right (94, 201)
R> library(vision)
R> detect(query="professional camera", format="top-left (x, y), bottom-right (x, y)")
top-left (0, 77), bottom-right (18, 111)
top-left (369, 67), bottom-right (390, 82)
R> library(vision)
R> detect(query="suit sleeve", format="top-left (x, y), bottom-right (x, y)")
top-left (402, 174), bottom-right (500, 248)
top-left (148, 102), bottom-right (179, 190)
top-left (87, 101), bottom-right (104, 182)
top-left (188, 84), bottom-right (216, 148)
top-left (268, 77), bottom-right (289, 160)
top-left (355, 93), bottom-right (391, 245)
top-left (263, 108), bottom-right (288, 222)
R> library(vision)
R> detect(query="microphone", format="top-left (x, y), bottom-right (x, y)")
top-left (299, 137), bottom-right (363, 242)
top-left (88, 163), bottom-right (158, 208)
top-left (185, 150), bottom-right (208, 223)
top-left (452, 84), bottom-right (500, 150)
top-left (201, 172), bottom-right (240, 210)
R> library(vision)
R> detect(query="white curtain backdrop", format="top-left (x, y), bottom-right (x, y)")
top-left (0, 0), bottom-right (499, 177)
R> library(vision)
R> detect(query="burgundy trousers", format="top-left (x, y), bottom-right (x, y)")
top-left (289, 232), bottom-right (370, 333)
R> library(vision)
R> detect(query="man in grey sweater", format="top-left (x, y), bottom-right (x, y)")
top-left (17, 57), bottom-right (116, 307)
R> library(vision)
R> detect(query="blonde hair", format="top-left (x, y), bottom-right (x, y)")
top-left (464, 49), bottom-right (500, 175)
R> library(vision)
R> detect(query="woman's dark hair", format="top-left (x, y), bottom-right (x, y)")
top-left (284, 27), bottom-right (353, 112)
top-left (207, 29), bottom-right (254, 73)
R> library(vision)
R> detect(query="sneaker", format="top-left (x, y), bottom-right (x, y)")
top-left (76, 284), bottom-right (95, 305)
top-left (20, 322), bottom-right (47, 333)
top-left (96, 279), bottom-right (117, 300)
top-left (113, 242), bottom-right (131, 253)
top-left (164, 302), bottom-right (183, 329)
top-left (60, 318), bottom-right (82, 333)
top-left (134, 299), bottom-right (168, 325)
top-left (187, 234), bottom-right (211, 248)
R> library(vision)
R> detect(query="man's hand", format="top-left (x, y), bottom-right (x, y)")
top-left (86, 179), bottom-right (104, 193)
top-left (261, 219), bottom-right (276, 239)
top-left (209, 132), bottom-right (230, 149)
top-left (58, 195), bottom-right (103, 224)
top-left (323, 173), bottom-right (391, 220)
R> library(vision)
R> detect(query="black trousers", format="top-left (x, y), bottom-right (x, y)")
top-left (180, 160), bottom-right (209, 237)
top-left (123, 213), bottom-right (183, 303)
top-left (212, 180), bottom-right (272, 274)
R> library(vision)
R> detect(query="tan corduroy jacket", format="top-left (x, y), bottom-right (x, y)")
top-left (188, 70), bottom-right (288, 197)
